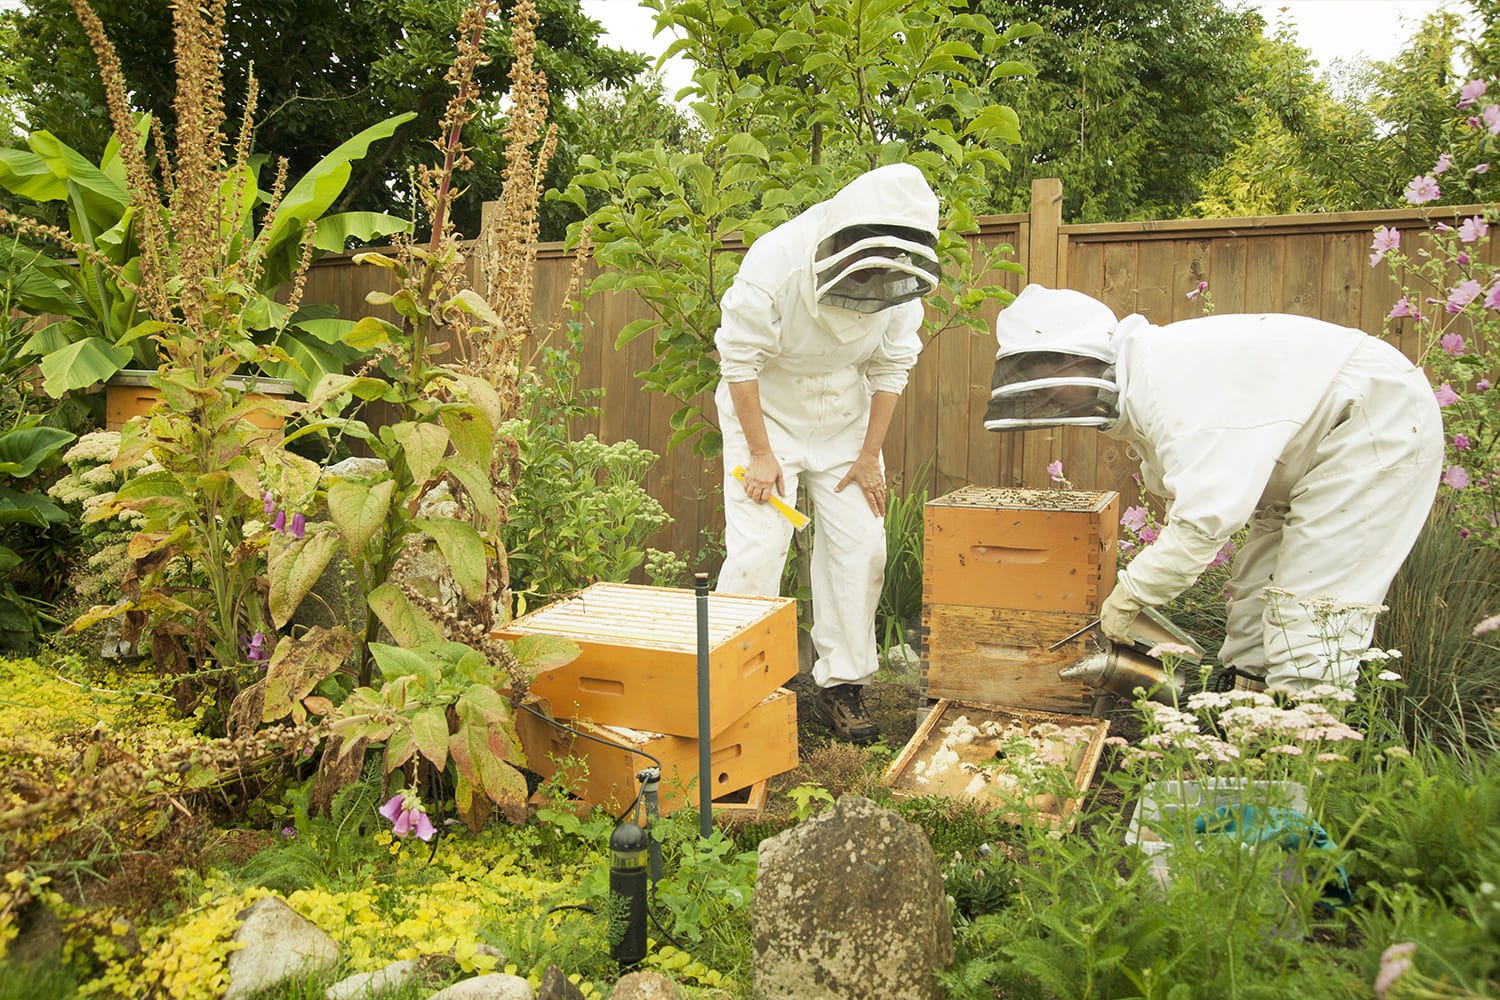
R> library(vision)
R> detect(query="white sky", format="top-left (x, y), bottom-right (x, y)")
top-left (580, 0), bottom-right (1476, 96)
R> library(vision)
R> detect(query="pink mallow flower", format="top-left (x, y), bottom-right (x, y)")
top-left (1387, 296), bottom-right (1415, 319)
top-left (1475, 163), bottom-right (1492, 174)
top-left (380, 790), bottom-right (437, 841)
top-left (1121, 505), bottom-right (1150, 532)
top-left (1047, 460), bottom-right (1065, 484)
top-left (1486, 284), bottom-right (1500, 310)
top-left (1435, 383), bottom-right (1460, 406)
top-left (1460, 216), bottom-right (1489, 242)
top-left (1487, 104), bottom-right (1500, 134)
top-left (1405, 175), bottom-right (1441, 204)
top-left (1368, 227), bottom-right (1400, 266)
top-left (1207, 540), bottom-right (1236, 570)
top-left (1474, 613), bottom-right (1500, 637)
top-left (1444, 465), bottom-right (1471, 488)
top-left (1480, 379), bottom-right (1493, 391)
top-left (1186, 280), bottom-right (1208, 300)
top-left (1138, 526), bottom-right (1160, 545)
top-left (1455, 434), bottom-right (1472, 451)
top-left (1460, 79), bottom-right (1488, 108)
top-left (1441, 332), bottom-right (1467, 355)
top-left (1447, 280), bottom-right (1482, 312)
top-left (1433, 152), bottom-right (1454, 174)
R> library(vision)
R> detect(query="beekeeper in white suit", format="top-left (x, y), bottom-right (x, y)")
top-left (715, 163), bottom-right (941, 743)
top-left (985, 284), bottom-right (1443, 691)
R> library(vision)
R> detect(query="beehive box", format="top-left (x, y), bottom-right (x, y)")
top-left (921, 606), bottom-right (1099, 713)
top-left (518, 688), bottom-right (798, 814)
top-left (884, 699), bottom-right (1110, 830)
top-left (924, 486), bottom-right (1118, 614)
top-left (922, 486), bottom-right (1119, 713)
top-left (495, 583), bottom-right (797, 739)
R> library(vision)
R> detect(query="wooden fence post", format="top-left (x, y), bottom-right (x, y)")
top-left (1029, 178), bottom-right (1063, 289)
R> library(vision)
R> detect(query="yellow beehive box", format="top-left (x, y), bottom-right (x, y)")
top-left (495, 583), bottom-right (798, 739)
top-left (518, 688), bottom-right (798, 814)
top-left (883, 698), bottom-right (1110, 830)
top-left (923, 486), bottom-right (1118, 614)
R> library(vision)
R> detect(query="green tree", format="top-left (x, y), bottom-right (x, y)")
top-left (0, 0), bottom-right (646, 237)
top-left (973, 0), bottom-right (1266, 221)
top-left (555, 0), bottom-right (1033, 455)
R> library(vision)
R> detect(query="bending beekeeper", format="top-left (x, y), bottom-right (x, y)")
top-left (985, 284), bottom-right (1443, 691)
top-left (714, 163), bottom-right (941, 742)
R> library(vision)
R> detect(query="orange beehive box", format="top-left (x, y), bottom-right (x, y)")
top-left (518, 688), bottom-right (798, 814)
top-left (494, 583), bottom-right (797, 739)
top-left (923, 486), bottom-right (1118, 614)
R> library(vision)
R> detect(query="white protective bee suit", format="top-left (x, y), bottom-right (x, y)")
top-left (714, 164), bottom-right (941, 689)
top-left (987, 285), bottom-right (1443, 690)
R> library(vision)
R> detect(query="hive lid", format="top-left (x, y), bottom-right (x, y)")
top-left (502, 582), bottom-right (792, 652)
top-left (928, 485), bottom-right (1116, 513)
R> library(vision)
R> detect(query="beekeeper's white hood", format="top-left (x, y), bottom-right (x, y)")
top-left (984, 284), bottom-right (1121, 431)
top-left (807, 164), bottom-right (941, 325)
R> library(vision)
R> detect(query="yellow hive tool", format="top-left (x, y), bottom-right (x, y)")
top-left (731, 466), bottom-right (810, 531)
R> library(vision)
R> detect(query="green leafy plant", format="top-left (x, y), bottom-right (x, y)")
top-left (554, 0), bottom-right (1034, 456)
top-left (0, 420), bottom-right (75, 651)
top-left (878, 471), bottom-right (928, 655)
top-left (501, 323), bottom-right (680, 610)
top-left (0, 115), bottom-right (414, 399)
top-left (786, 781), bottom-right (835, 822)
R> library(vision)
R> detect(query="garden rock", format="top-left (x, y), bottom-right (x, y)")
top-left (751, 794), bottom-right (952, 1000)
top-left (225, 896), bottom-right (340, 1000)
top-left (607, 971), bottom-right (682, 998)
top-left (538, 964), bottom-right (586, 999)
top-left (326, 959), bottom-right (419, 999)
top-left (427, 973), bottom-right (536, 1000)
top-left (880, 642), bottom-right (920, 674)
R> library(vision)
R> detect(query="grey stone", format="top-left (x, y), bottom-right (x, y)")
top-left (538, 964), bottom-right (585, 1000)
top-left (428, 973), bottom-right (536, 1000)
top-left (607, 971), bottom-right (682, 999)
top-left (880, 642), bottom-right (920, 674)
top-left (751, 795), bottom-right (953, 1000)
top-left (224, 897), bottom-right (340, 1000)
top-left (326, 959), bottom-right (419, 999)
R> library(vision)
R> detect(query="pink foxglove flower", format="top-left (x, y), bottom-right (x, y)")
top-left (1120, 505), bottom-right (1150, 532)
top-left (1454, 433), bottom-right (1471, 451)
top-left (263, 490), bottom-right (277, 516)
top-left (1441, 332), bottom-right (1466, 355)
top-left (1459, 216), bottom-right (1489, 242)
top-left (380, 790), bottom-right (437, 841)
top-left (1387, 297), bottom-right (1415, 319)
top-left (1405, 175), bottom-right (1441, 204)
top-left (1447, 280), bottom-right (1482, 312)
top-left (244, 631), bottom-right (268, 665)
top-left (272, 509), bottom-right (287, 533)
top-left (1434, 383), bottom-right (1459, 406)
top-left (1433, 152), bottom-right (1453, 174)
top-left (1459, 79), bottom-right (1487, 108)
top-left (1443, 465), bottom-right (1471, 488)
top-left (290, 512), bottom-right (307, 540)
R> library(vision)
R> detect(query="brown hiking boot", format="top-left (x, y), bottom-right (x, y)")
top-left (814, 683), bottom-right (879, 745)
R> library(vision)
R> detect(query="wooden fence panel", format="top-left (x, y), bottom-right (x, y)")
top-left (291, 192), bottom-right (1479, 576)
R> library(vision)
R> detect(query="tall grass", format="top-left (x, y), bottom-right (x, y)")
top-left (1379, 503), bottom-right (1500, 754)
top-left (877, 465), bottom-right (930, 655)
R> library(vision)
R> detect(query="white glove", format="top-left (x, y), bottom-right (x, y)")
top-left (1100, 587), bottom-right (1145, 644)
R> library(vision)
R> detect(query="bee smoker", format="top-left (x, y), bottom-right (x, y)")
top-left (1057, 642), bottom-right (1189, 705)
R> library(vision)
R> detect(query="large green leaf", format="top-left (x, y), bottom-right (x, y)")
top-left (260, 626), bottom-right (357, 724)
top-left (312, 211), bottom-right (412, 253)
top-left (367, 583), bottom-right (444, 647)
top-left (326, 476), bottom-right (394, 561)
top-left (0, 485), bottom-right (68, 526)
top-left (412, 705), bottom-right (450, 770)
top-left (391, 422), bottom-right (449, 486)
top-left (38, 338), bottom-right (134, 397)
top-left (368, 642), bottom-right (442, 686)
top-left (412, 516), bottom-right (488, 604)
top-left (268, 524), bottom-right (340, 629)
top-left (264, 113), bottom-right (417, 253)
top-left (0, 426), bottom-right (74, 478)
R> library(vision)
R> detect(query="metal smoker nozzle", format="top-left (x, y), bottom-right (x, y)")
top-left (1057, 644), bottom-right (1186, 705)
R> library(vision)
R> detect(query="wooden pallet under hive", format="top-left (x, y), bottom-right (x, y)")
top-left (494, 583), bottom-right (798, 739)
top-left (517, 688), bottom-right (798, 814)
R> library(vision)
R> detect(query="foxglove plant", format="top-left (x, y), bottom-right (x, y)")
top-left (1370, 77), bottom-right (1500, 546)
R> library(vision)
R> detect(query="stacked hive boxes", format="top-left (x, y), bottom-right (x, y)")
top-left (496, 583), bottom-right (799, 814)
top-left (921, 486), bottom-right (1119, 714)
